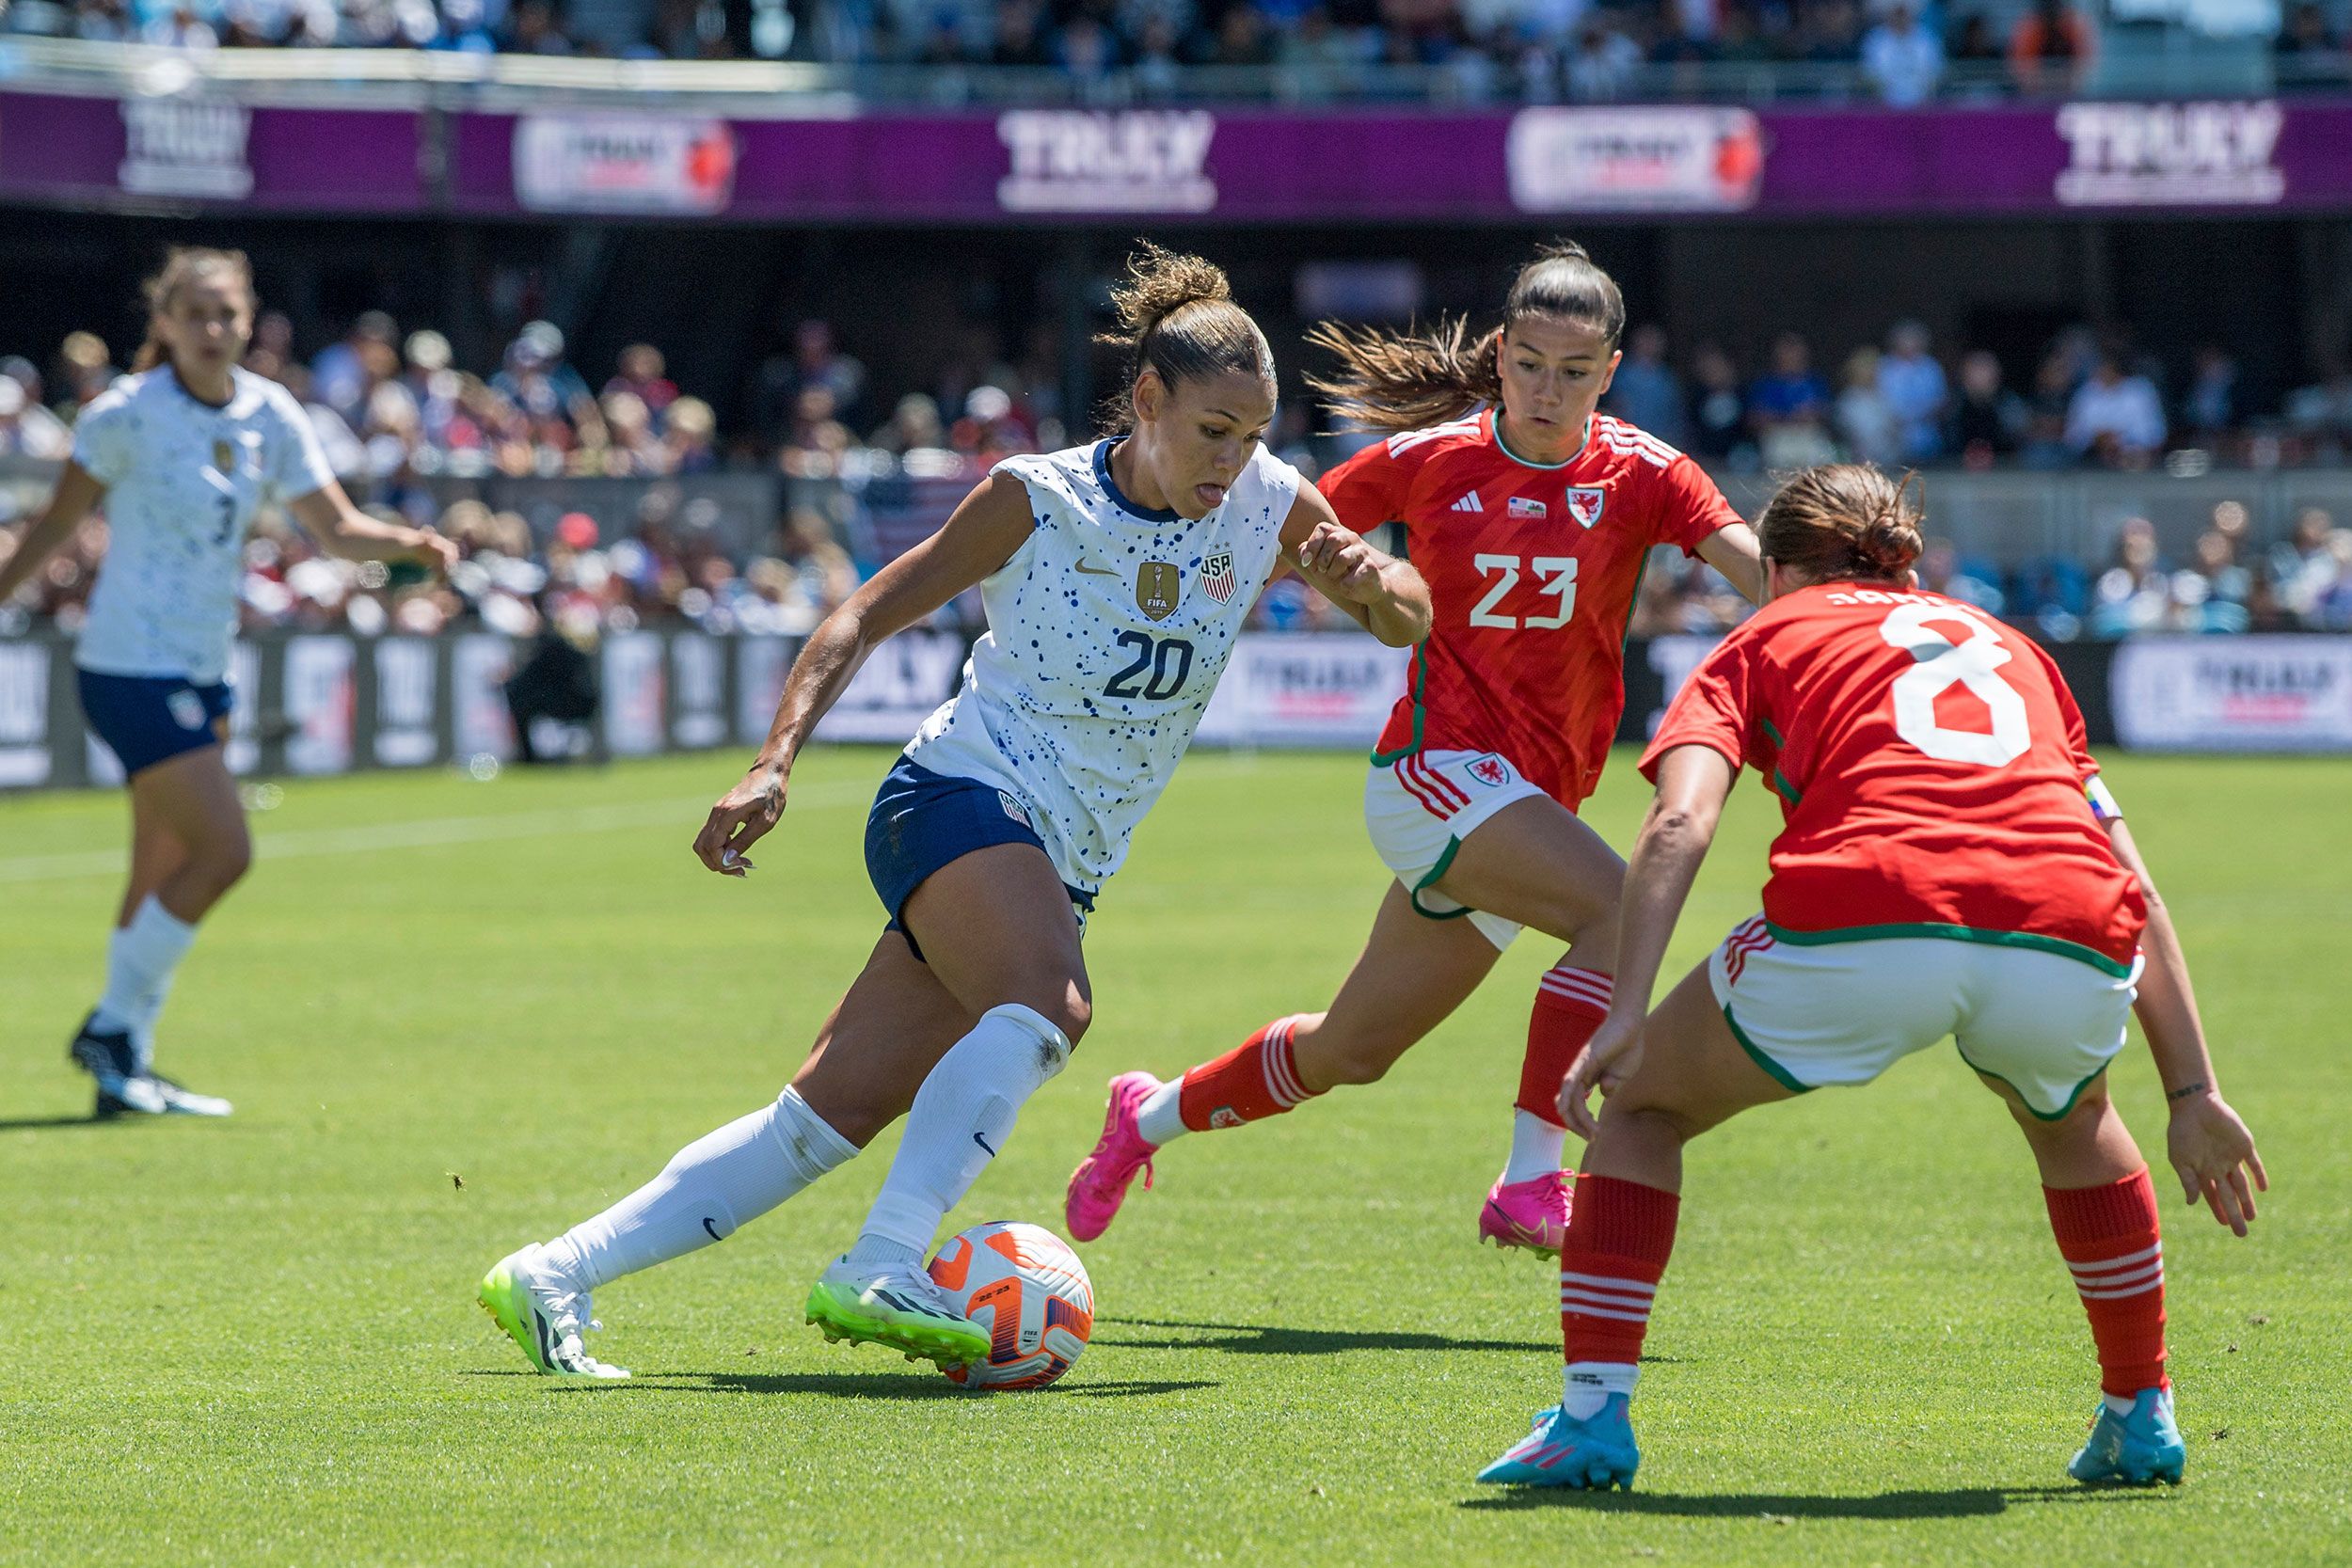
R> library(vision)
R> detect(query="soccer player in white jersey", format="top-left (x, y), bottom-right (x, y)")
top-left (477, 245), bottom-right (1432, 1378)
top-left (0, 249), bottom-right (453, 1118)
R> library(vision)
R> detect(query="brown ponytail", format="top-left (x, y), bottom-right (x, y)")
top-left (1756, 464), bottom-right (1926, 584)
top-left (1096, 242), bottom-right (1273, 432)
top-left (1306, 239), bottom-right (1627, 434)
top-left (132, 247), bottom-right (256, 373)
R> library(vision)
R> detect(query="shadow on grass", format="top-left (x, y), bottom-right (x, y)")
top-left (1097, 1317), bottom-right (1559, 1357)
top-left (639, 1371), bottom-right (1218, 1401)
top-left (0, 1115), bottom-right (109, 1131)
top-left (1461, 1483), bottom-right (2174, 1520)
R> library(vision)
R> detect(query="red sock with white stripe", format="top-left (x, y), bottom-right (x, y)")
top-left (2045, 1167), bottom-right (2168, 1402)
top-left (1137, 1016), bottom-right (1318, 1145)
top-left (1558, 1173), bottom-right (1679, 1415)
top-left (1504, 964), bottom-right (1613, 1182)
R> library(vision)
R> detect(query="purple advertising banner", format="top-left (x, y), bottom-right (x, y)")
top-left (0, 89), bottom-right (425, 212)
top-left (6, 88), bottom-right (2351, 222)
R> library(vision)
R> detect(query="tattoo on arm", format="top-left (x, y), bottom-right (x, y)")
top-left (2166, 1080), bottom-right (2209, 1102)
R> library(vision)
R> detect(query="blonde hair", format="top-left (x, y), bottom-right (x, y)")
top-left (1305, 240), bottom-right (1626, 434)
top-left (133, 247), bottom-right (256, 373)
top-left (1756, 464), bottom-right (1925, 584)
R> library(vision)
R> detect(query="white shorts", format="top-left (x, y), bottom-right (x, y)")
top-left (1363, 749), bottom-right (1550, 951)
top-left (1708, 916), bottom-right (2144, 1119)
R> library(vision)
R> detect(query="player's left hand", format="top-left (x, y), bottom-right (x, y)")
top-left (2166, 1089), bottom-right (2267, 1237)
top-left (1289, 520), bottom-right (1384, 604)
top-left (1559, 1006), bottom-right (1645, 1139)
top-left (404, 526), bottom-right (459, 577)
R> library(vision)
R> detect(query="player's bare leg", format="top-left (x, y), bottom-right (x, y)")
top-left (813, 843), bottom-right (1090, 1366)
top-left (74, 729), bottom-right (246, 1117)
top-left (1485, 962), bottom-right (1789, 1488)
top-left (1986, 1073), bottom-right (2185, 1484)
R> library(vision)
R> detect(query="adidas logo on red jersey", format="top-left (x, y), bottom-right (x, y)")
top-left (1450, 492), bottom-right (1483, 514)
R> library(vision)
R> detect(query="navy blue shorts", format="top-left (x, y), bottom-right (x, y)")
top-left (77, 670), bottom-right (233, 778)
top-left (865, 756), bottom-right (1094, 962)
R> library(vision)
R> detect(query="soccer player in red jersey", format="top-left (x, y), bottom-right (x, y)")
top-left (1068, 244), bottom-right (1765, 1252)
top-left (1479, 465), bottom-right (2265, 1492)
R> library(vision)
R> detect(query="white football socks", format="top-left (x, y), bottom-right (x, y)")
top-left (94, 895), bottom-right (198, 1071)
top-left (1563, 1360), bottom-right (1639, 1418)
top-left (1136, 1078), bottom-right (1187, 1146)
top-left (1503, 1108), bottom-right (1568, 1184)
top-left (849, 1003), bottom-right (1073, 1263)
top-left (546, 1085), bottom-right (856, 1291)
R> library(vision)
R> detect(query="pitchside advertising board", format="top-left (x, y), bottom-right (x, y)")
top-left (1, 631), bottom-right (2344, 790)
top-left (5, 91), bottom-right (2351, 219)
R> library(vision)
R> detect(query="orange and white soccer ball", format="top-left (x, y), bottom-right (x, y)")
top-left (926, 1220), bottom-right (1095, 1390)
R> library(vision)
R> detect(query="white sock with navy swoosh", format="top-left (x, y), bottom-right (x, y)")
top-left (848, 1004), bottom-right (1073, 1266)
top-left (547, 1086), bottom-right (855, 1291)
top-left (94, 895), bottom-right (198, 1071)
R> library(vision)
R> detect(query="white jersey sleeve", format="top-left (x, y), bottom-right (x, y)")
top-left (906, 438), bottom-right (1301, 895)
top-left (70, 385), bottom-right (136, 487)
top-left (261, 379), bottom-right (337, 503)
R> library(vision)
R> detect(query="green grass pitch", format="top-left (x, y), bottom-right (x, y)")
top-left (2, 745), bottom-right (2347, 1564)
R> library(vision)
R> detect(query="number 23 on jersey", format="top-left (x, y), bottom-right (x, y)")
top-left (1468, 554), bottom-right (1578, 631)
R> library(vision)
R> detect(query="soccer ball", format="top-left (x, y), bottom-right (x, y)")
top-left (925, 1220), bottom-right (1095, 1390)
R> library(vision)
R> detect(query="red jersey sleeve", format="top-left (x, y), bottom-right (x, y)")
top-left (1650, 453), bottom-right (1744, 558)
top-left (1640, 629), bottom-right (1758, 783)
top-left (1316, 436), bottom-right (1417, 532)
top-left (2030, 639), bottom-right (2098, 777)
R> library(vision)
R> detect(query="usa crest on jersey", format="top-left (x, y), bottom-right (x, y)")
top-left (1565, 487), bottom-right (1606, 528)
top-left (1200, 551), bottom-right (1236, 604)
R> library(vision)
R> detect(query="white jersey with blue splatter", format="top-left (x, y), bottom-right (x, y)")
top-left (72, 366), bottom-right (335, 684)
top-left (906, 437), bottom-right (1300, 895)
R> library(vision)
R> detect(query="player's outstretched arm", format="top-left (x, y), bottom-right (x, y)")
top-left (286, 483), bottom-right (458, 572)
top-left (692, 470), bottom-right (1035, 877)
top-left (0, 460), bottom-right (103, 605)
top-left (1276, 483), bottom-right (1430, 647)
top-left (1561, 744), bottom-right (1736, 1136)
top-left (1695, 522), bottom-right (1766, 606)
top-left (2105, 815), bottom-right (2267, 1235)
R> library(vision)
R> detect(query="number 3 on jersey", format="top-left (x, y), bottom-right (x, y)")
top-left (1468, 554), bottom-right (1577, 631)
top-left (1879, 601), bottom-right (2029, 767)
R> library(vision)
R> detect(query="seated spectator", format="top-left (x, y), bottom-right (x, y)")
top-left (2276, 0), bottom-right (2338, 57)
top-left (664, 396), bottom-right (721, 473)
top-left (0, 358), bottom-right (73, 460)
top-left (1876, 319), bottom-right (1947, 460)
top-left (1948, 11), bottom-right (2001, 68)
top-left (1947, 348), bottom-right (2026, 467)
top-left (990, 0), bottom-right (1054, 64)
top-left (2269, 506), bottom-right (2341, 623)
top-left (604, 344), bottom-right (679, 422)
top-left (1860, 2), bottom-right (1942, 105)
top-left (2090, 516), bottom-right (2167, 638)
top-left (2283, 353), bottom-right (2352, 450)
top-left (2065, 352), bottom-right (2165, 467)
top-left (1748, 332), bottom-right (1836, 468)
top-left (2181, 345), bottom-right (2238, 442)
top-left (312, 311), bottom-right (397, 426)
top-left (2008, 0), bottom-right (2091, 94)
top-left (501, 0), bottom-right (574, 52)
top-left (1915, 540), bottom-right (2006, 613)
top-left (1687, 343), bottom-right (1750, 464)
top-left (1604, 325), bottom-right (1686, 445)
top-left (1565, 19), bottom-right (1643, 99)
top-left (1834, 348), bottom-right (1903, 466)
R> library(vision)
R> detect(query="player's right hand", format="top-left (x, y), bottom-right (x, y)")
top-left (2166, 1090), bottom-right (2267, 1237)
top-left (692, 766), bottom-right (786, 877)
top-left (1559, 1006), bottom-right (1645, 1139)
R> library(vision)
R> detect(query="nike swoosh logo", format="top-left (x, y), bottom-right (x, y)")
top-left (973, 1131), bottom-right (996, 1155)
top-left (703, 1217), bottom-right (724, 1241)
top-left (1075, 561), bottom-right (1120, 576)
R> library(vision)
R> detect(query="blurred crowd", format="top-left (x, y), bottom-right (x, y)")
top-left (11, 0), bottom-right (2352, 107)
top-left (7, 304), bottom-right (2352, 645)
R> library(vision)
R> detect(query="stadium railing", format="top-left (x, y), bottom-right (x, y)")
top-left (0, 33), bottom-right (2333, 108)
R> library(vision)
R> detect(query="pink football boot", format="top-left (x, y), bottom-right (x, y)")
top-left (1479, 1171), bottom-right (1573, 1256)
top-left (1065, 1071), bottom-right (1163, 1243)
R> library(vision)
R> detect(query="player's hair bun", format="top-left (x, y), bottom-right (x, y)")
top-left (1756, 464), bottom-right (1926, 585)
top-left (1097, 242), bottom-right (1272, 432)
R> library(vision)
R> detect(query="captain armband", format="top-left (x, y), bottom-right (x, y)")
top-left (2085, 775), bottom-right (2122, 824)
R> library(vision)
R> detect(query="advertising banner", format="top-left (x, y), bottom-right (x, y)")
top-left (17, 90), bottom-right (2345, 222)
top-left (809, 628), bottom-right (968, 743)
top-left (2111, 636), bottom-right (2352, 751)
top-left (1195, 634), bottom-right (1412, 748)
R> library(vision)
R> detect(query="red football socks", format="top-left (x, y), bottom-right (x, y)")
top-left (1520, 964), bottom-right (1613, 1126)
top-left (1559, 1173), bottom-right (1680, 1367)
top-left (2046, 1166), bottom-right (2169, 1397)
top-left (1177, 1015), bottom-right (1317, 1132)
